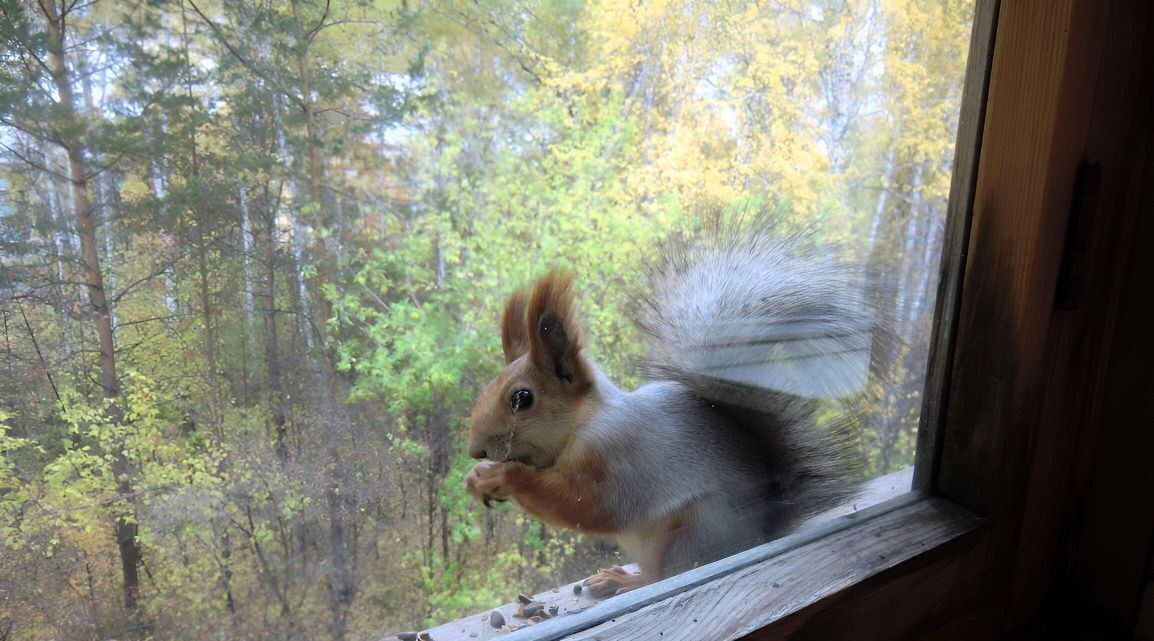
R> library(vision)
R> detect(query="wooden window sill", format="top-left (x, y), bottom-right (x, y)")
top-left (414, 470), bottom-right (979, 640)
top-left (517, 495), bottom-right (980, 640)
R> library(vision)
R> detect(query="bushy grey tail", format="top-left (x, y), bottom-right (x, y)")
top-left (634, 219), bottom-right (876, 517)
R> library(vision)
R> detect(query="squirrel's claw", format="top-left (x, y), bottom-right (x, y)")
top-left (481, 495), bottom-right (508, 509)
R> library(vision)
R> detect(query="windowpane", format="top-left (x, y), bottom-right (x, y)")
top-left (0, 0), bottom-right (974, 638)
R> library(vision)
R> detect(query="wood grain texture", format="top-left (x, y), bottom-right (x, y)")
top-left (935, 0), bottom-right (1105, 514)
top-left (748, 537), bottom-right (992, 641)
top-left (927, 0), bottom-right (1109, 627)
top-left (913, 0), bottom-right (999, 494)
top-left (561, 499), bottom-right (978, 641)
top-left (1005, 1), bottom-right (1154, 633)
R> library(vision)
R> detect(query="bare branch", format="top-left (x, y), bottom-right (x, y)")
top-left (184, 0), bottom-right (307, 113)
top-left (61, 0), bottom-right (81, 20)
top-left (6, 286), bottom-right (63, 406)
top-left (109, 244), bottom-right (198, 306)
top-left (108, 265), bottom-right (175, 306)
top-left (304, 0), bottom-right (333, 45)
top-left (113, 313), bottom-right (194, 331)
top-left (431, 5), bottom-right (544, 86)
top-left (0, 115), bottom-right (66, 149)
top-left (310, 18), bottom-right (377, 39)
top-left (16, 36), bottom-right (55, 79)
top-left (0, 140), bottom-right (74, 183)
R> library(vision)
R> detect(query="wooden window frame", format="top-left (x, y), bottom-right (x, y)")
top-left (488, 0), bottom-right (1154, 638)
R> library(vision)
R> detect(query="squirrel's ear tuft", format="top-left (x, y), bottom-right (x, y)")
top-left (501, 288), bottom-right (530, 363)
top-left (526, 269), bottom-right (591, 390)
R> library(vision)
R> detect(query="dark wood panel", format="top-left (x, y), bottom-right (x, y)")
top-left (1055, 5), bottom-right (1154, 626)
top-left (998, 0), bottom-right (1154, 628)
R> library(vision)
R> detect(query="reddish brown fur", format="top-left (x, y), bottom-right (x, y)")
top-left (524, 270), bottom-right (578, 346)
top-left (502, 450), bottom-right (616, 533)
top-left (500, 288), bottom-right (530, 363)
top-left (463, 443), bottom-right (617, 533)
top-left (469, 269), bottom-right (692, 545)
top-left (466, 269), bottom-right (598, 467)
top-left (524, 270), bottom-right (592, 392)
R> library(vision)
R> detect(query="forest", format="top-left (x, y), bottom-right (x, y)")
top-left (0, 0), bottom-right (972, 639)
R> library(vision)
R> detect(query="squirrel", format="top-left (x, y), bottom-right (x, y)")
top-left (464, 223), bottom-right (873, 596)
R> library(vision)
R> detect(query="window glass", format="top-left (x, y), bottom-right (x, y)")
top-left (0, 0), bottom-right (973, 637)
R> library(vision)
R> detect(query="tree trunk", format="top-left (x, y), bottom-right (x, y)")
top-left (326, 483), bottom-right (355, 641)
top-left (261, 189), bottom-right (289, 461)
top-left (40, 0), bottom-right (141, 611)
top-left (180, 8), bottom-right (222, 432)
top-left (290, 0), bottom-right (337, 395)
top-left (272, 96), bottom-right (313, 352)
top-left (240, 187), bottom-right (256, 334)
top-left (287, 6), bottom-right (357, 639)
top-left (45, 148), bottom-right (75, 354)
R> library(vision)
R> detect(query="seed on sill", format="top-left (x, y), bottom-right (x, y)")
top-left (520, 602), bottom-right (545, 618)
top-left (489, 610), bottom-right (505, 628)
top-left (572, 583), bottom-right (583, 595)
top-left (517, 593), bottom-right (533, 604)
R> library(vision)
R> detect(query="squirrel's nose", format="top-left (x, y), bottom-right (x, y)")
top-left (468, 439), bottom-right (486, 460)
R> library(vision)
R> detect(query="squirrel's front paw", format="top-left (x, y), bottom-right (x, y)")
top-left (465, 461), bottom-right (516, 508)
top-left (583, 566), bottom-right (645, 598)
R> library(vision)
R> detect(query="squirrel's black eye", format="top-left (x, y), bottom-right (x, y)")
top-left (510, 389), bottom-right (534, 412)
